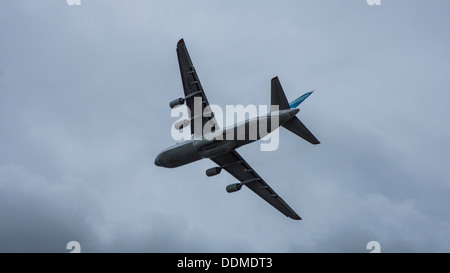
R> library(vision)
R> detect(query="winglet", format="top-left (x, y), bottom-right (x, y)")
top-left (177, 38), bottom-right (185, 46)
top-left (294, 216), bottom-right (302, 220)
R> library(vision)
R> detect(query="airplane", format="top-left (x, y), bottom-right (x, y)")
top-left (154, 39), bottom-right (320, 220)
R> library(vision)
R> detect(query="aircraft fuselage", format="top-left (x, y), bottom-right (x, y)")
top-left (155, 108), bottom-right (299, 168)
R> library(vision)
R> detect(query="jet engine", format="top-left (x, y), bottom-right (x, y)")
top-left (174, 119), bottom-right (190, 130)
top-left (226, 183), bottom-right (242, 193)
top-left (169, 98), bottom-right (185, 108)
top-left (206, 167), bottom-right (221, 177)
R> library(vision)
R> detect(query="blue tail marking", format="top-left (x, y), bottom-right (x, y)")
top-left (289, 91), bottom-right (314, 108)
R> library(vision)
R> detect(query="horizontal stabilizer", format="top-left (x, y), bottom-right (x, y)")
top-left (282, 117), bottom-right (320, 145)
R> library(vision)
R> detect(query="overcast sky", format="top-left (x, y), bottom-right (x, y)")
top-left (1, 0), bottom-right (449, 252)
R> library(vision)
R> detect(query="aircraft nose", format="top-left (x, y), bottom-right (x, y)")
top-left (154, 155), bottom-right (162, 167)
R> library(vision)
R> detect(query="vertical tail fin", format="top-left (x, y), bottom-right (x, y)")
top-left (271, 76), bottom-right (320, 145)
top-left (271, 77), bottom-right (290, 110)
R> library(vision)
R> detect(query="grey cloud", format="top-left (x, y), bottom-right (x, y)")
top-left (0, 0), bottom-right (449, 252)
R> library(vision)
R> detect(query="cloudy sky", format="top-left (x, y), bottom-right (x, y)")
top-left (1, 0), bottom-right (449, 252)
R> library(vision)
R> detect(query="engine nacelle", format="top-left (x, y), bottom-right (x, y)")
top-left (206, 167), bottom-right (221, 177)
top-left (169, 98), bottom-right (185, 109)
top-left (226, 183), bottom-right (242, 193)
top-left (174, 119), bottom-right (190, 130)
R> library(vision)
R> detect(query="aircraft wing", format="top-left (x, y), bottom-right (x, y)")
top-left (211, 150), bottom-right (302, 220)
top-left (176, 39), bottom-right (218, 137)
